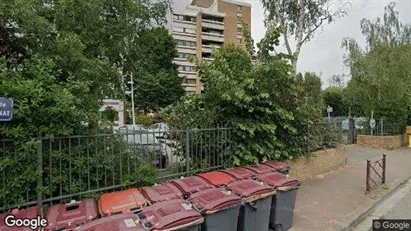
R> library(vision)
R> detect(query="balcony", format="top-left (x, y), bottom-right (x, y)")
top-left (202, 19), bottom-right (224, 30)
top-left (201, 32), bottom-right (224, 43)
top-left (202, 45), bottom-right (220, 53)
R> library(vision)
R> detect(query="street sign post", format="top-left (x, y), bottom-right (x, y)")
top-left (369, 119), bottom-right (376, 129)
top-left (0, 97), bottom-right (13, 121)
top-left (327, 105), bottom-right (333, 122)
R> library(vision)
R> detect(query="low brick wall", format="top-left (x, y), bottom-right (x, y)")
top-left (357, 134), bottom-right (408, 149)
top-left (286, 146), bottom-right (347, 182)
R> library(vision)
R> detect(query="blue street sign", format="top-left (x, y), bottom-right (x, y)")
top-left (0, 97), bottom-right (14, 121)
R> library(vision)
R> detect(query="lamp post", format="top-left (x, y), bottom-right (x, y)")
top-left (125, 72), bottom-right (135, 125)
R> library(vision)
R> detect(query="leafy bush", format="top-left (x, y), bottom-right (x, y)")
top-left (135, 115), bottom-right (153, 126)
top-left (163, 45), bottom-right (306, 165)
top-left (0, 135), bottom-right (158, 210)
top-left (306, 123), bottom-right (343, 152)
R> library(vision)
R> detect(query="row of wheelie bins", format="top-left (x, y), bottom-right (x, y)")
top-left (0, 161), bottom-right (299, 231)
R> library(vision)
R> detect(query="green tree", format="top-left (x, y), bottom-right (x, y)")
top-left (0, 0), bottom-right (167, 208)
top-left (164, 45), bottom-right (304, 165)
top-left (296, 72), bottom-right (324, 122)
top-left (342, 2), bottom-right (411, 132)
top-left (323, 87), bottom-right (347, 117)
top-left (261, 0), bottom-right (348, 76)
top-left (129, 28), bottom-right (185, 113)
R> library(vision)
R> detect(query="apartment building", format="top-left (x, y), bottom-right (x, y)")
top-left (168, 0), bottom-right (251, 95)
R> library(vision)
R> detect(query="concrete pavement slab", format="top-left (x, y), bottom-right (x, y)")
top-left (288, 145), bottom-right (411, 231)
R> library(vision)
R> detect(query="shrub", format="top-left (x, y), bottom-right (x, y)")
top-left (0, 135), bottom-right (158, 210)
top-left (135, 115), bottom-right (153, 126)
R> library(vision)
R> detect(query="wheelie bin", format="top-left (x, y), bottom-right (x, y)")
top-left (45, 199), bottom-right (98, 231)
top-left (99, 188), bottom-right (148, 216)
top-left (196, 171), bottom-right (236, 187)
top-left (169, 176), bottom-right (212, 198)
top-left (263, 161), bottom-right (291, 175)
top-left (0, 206), bottom-right (42, 231)
top-left (219, 167), bottom-right (257, 180)
top-left (141, 182), bottom-right (183, 204)
top-left (76, 213), bottom-right (144, 231)
top-left (257, 172), bottom-right (301, 231)
top-left (136, 199), bottom-right (204, 231)
top-left (227, 179), bottom-right (276, 231)
top-left (188, 188), bottom-right (242, 231)
top-left (244, 164), bottom-right (275, 175)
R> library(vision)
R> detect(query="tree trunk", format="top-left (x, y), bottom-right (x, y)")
top-left (291, 58), bottom-right (298, 78)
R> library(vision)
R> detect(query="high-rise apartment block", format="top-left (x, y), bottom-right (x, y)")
top-left (168, 0), bottom-right (251, 95)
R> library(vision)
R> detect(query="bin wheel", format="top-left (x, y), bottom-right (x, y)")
top-left (274, 224), bottom-right (283, 231)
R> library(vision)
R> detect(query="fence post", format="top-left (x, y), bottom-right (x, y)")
top-left (381, 118), bottom-right (384, 136)
top-left (382, 154), bottom-right (386, 184)
top-left (37, 134), bottom-right (43, 207)
top-left (366, 160), bottom-right (370, 194)
top-left (185, 129), bottom-right (190, 177)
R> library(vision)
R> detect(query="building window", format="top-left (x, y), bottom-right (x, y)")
top-left (173, 14), bottom-right (196, 22)
top-left (184, 79), bottom-right (196, 85)
top-left (176, 40), bottom-right (196, 47)
top-left (177, 53), bottom-right (195, 59)
top-left (237, 38), bottom-right (242, 45)
top-left (178, 65), bottom-right (195, 72)
top-left (237, 28), bottom-right (242, 34)
top-left (237, 5), bottom-right (242, 13)
top-left (173, 27), bottom-right (196, 34)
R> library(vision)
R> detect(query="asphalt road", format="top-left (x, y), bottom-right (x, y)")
top-left (353, 179), bottom-right (411, 231)
top-left (383, 188), bottom-right (411, 219)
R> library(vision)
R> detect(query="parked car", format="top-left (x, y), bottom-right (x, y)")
top-left (341, 117), bottom-right (366, 132)
top-left (147, 123), bottom-right (170, 138)
top-left (117, 125), bottom-right (167, 169)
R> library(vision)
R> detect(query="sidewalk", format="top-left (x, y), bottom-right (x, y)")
top-left (289, 145), bottom-right (411, 231)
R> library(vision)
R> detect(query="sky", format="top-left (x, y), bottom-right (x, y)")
top-left (242, 0), bottom-right (411, 87)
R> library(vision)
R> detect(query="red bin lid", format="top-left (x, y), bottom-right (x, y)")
top-left (77, 213), bottom-right (144, 231)
top-left (0, 206), bottom-right (41, 231)
top-left (45, 199), bottom-right (98, 231)
top-left (188, 188), bottom-right (241, 214)
top-left (99, 188), bottom-right (147, 216)
top-left (227, 179), bottom-right (274, 198)
top-left (244, 164), bottom-right (274, 175)
top-left (137, 199), bottom-right (203, 230)
top-left (257, 172), bottom-right (300, 189)
top-left (141, 183), bottom-right (183, 204)
top-left (169, 176), bottom-right (212, 196)
top-left (263, 161), bottom-right (291, 171)
top-left (219, 167), bottom-right (256, 180)
top-left (196, 171), bottom-right (236, 187)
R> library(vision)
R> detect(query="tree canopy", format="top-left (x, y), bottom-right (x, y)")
top-left (260, 0), bottom-right (348, 76)
top-left (342, 2), bottom-right (411, 132)
top-left (0, 0), bottom-right (181, 137)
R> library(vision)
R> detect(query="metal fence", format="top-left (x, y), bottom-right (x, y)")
top-left (366, 154), bottom-right (386, 194)
top-left (0, 122), bottom-right (346, 212)
top-left (357, 118), bottom-right (406, 136)
top-left (0, 126), bottom-right (233, 211)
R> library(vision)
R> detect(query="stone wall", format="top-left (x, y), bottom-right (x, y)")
top-left (286, 146), bottom-right (347, 182)
top-left (357, 134), bottom-right (408, 149)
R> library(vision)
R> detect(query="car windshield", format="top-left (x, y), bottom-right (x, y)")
top-left (118, 126), bottom-right (146, 134)
top-left (148, 124), bottom-right (161, 129)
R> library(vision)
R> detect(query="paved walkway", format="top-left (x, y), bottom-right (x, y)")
top-left (289, 145), bottom-right (411, 231)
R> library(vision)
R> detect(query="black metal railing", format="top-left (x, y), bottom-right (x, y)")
top-left (366, 154), bottom-right (386, 194)
top-left (0, 126), bottom-right (233, 211)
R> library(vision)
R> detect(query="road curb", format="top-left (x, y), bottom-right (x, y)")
top-left (337, 173), bottom-right (411, 231)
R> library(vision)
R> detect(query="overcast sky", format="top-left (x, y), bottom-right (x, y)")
top-left (240, 0), bottom-right (411, 87)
